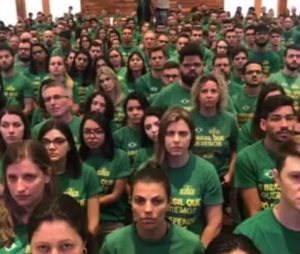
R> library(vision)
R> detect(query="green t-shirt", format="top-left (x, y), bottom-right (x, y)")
top-left (100, 223), bottom-right (205, 254)
top-left (119, 45), bottom-right (141, 63)
top-left (14, 60), bottom-right (29, 76)
top-left (83, 149), bottom-right (131, 222)
top-left (113, 126), bottom-right (142, 165)
top-left (228, 80), bottom-right (243, 98)
top-left (55, 163), bottom-right (100, 207)
top-left (32, 116), bottom-right (82, 147)
top-left (0, 224), bottom-right (30, 254)
top-left (248, 50), bottom-right (281, 77)
top-left (136, 72), bottom-right (165, 99)
top-left (152, 82), bottom-right (193, 111)
top-left (167, 154), bottom-right (223, 235)
top-left (190, 110), bottom-right (239, 177)
top-left (133, 146), bottom-right (154, 171)
top-left (230, 72), bottom-right (244, 86)
top-left (27, 71), bottom-right (49, 99)
top-left (73, 75), bottom-right (94, 112)
top-left (234, 140), bottom-right (280, 210)
top-left (237, 120), bottom-right (256, 151)
top-left (112, 103), bottom-right (125, 131)
top-left (234, 209), bottom-right (300, 254)
top-left (232, 90), bottom-right (258, 126)
top-left (268, 71), bottom-right (300, 106)
top-left (3, 73), bottom-right (34, 109)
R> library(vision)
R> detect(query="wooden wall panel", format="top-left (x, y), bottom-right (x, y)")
top-left (42, 0), bottom-right (50, 16)
top-left (15, 0), bottom-right (26, 20)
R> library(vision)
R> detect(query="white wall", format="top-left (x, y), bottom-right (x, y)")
top-left (261, 0), bottom-right (278, 16)
top-left (50, 0), bottom-right (81, 19)
top-left (224, 0), bottom-right (255, 17)
top-left (287, 0), bottom-right (300, 13)
top-left (25, 0), bottom-right (43, 17)
top-left (0, 0), bottom-right (18, 26)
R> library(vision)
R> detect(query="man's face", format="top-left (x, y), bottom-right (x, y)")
top-left (191, 30), bottom-right (203, 44)
top-left (255, 31), bottom-right (269, 48)
top-left (168, 30), bottom-right (178, 43)
top-left (283, 17), bottom-right (293, 30)
top-left (0, 50), bottom-right (14, 72)
top-left (180, 55), bottom-right (203, 87)
top-left (225, 31), bottom-right (238, 47)
top-left (150, 50), bottom-right (166, 72)
top-left (44, 31), bottom-right (54, 45)
top-left (59, 37), bottom-right (70, 49)
top-left (245, 29), bottom-right (255, 45)
top-left (176, 37), bottom-right (189, 51)
top-left (285, 49), bottom-right (300, 72)
top-left (213, 57), bottom-right (231, 80)
top-left (233, 52), bottom-right (247, 71)
top-left (0, 30), bottom-right (6, 41)
top-left (156, 25), bottom-right (166, 34)
top-left (270, 33), bottom-right (281, 47)
top-left (89, 46), bottom-right (102, 60)
top-left (243, 63), bottom-right (263, 86)
top-left (143, 32), bottom-right (156, 49)
top-left (235, 27), bottom-right (244, 41)
top-left (276, 155), bottom-right (300, 212)
top-left (9, 36), bottom-right (20, 49)
top-left (162, 68), bottom-right (180, 85)
top-left (18, 42), bottom-right (31, 62)
top-left (122, 28), bottom-right (133, 44)
top-left (260, 105), bottom-right (295, 143)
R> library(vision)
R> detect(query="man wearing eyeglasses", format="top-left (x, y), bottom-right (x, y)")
top-left (32, 79), bottom-right (81, 146)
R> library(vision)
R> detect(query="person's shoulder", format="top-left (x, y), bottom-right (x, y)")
top-left (104, 224), bottom-right (133, 243)
top-left (192, 154), bottom-right (216, 172)
top-left (238, 140), bottom-right (263, 156)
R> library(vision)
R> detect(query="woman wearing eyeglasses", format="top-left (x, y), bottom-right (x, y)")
top-left (80, 111), bottom-right (130, 244)
top-left (38, 120), bottom-right (100, 237)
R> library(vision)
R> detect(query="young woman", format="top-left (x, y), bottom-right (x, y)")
top-left (154, 107), bottom-right (223, 247)
top-left (123, 51), bottom-right (147, 94)
top-left (134, 107), bottom-right (163, 170)
top-left (107, 48), bottom-right (126, 78)
top-left (96, 66), bottom-right (126, 130)
top-left (68, 50), bottom-right (94, 112)
top-left (100, 162), bottom-right (205, 254)
top-left (190, 74), bottom-right (239, 184)
top-left (238, 83), bottom-right (286, 151)
top-left (28, 194), bottom-right (91, 254)
top-left (66, 50), bottom-right (77, 72)
top-left (113, 92), bottom-right (149, 164)
top-left (28, 43), bottom-right (50, 98)
top-left (80, 111), bottom-right (130, 242)
top-left (79, 35), bottom-right (92, 51)
top-left (38, 120), bottom-right (100, 236)
top-left (0, 140), bottom-right (54, 253)
top-left (214, 39), bottom-right (229, 56)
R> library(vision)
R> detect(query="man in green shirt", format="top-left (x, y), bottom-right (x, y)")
top-left (234, 135), bottom-right (300, 254)
top-left (152, 42), bottom-right (204, 111)
top-left (52, 30), bottom-right (72, 58)
top-left (14, 40), bottom-right (31, 75)
top-left (0, 45), bottom-right (34, 116)
top-left (232, 61), bottom-right (263, 126)
top-left (235, 95), bottom-right (296, 217)
top-left (230, 47), bottom-right (248, 86)
top-left (268, 44), bottom-right (300, 105)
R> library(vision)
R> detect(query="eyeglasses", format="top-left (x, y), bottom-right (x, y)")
top-left (41, 138), bottom-right (67, 147)
top-left (44, 95), bottom-right (69, 104)
top-left (83, 128), bottom-right (104, 136)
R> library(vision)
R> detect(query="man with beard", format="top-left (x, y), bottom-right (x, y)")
top-left (235, 95), bottom-right (296, 217)
top-left (119, 26), bottom-right (140, 63)
top-left (230, 47), bottom-right (248, 86)
top-left (14, 39), bottom-right (31, 75)
top-left (248, 23), bottom-right (280, 78)
top-left (232, 61), bottom-right (263, 126)
top-left (152, 43), bottom-right (204, 111)
top-left (0, 45), bottom-right (34, 115)
top-left (268, 44), bottom-right (300, 107)
top-left (135, 46), bottom-right (166, 101)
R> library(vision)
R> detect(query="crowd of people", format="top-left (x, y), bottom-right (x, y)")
top-left (0, 3), bottom-right (300, 254)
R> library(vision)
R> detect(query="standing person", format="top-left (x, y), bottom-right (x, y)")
top-left (0, 45), bottom-right (34, 116)
top-left (0, 140), bottom-right (54, 254)
top-left (39, 120), bottom-right (100, 236)
top-left (154, 107), bottom-right (223, 246)
top-left (235, 95), bottom-right (296, 217)
top-left (100, 162), bottom-right (205, 254)
top-left (234, 135), bottom-right (300, 254)
top-left (136, 0), bottom-right (153, 27)
top-left (80, 112), bottom-right (130, 242)
top-left (153, 0), bottom-right (170, 25)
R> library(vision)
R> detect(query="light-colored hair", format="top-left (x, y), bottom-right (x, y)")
top-left (154, 107), bottom-right (195, 166)
top-left (95, 66), bottom-right (124, 106)
top-left (191, 74), bottom-right (228, 111)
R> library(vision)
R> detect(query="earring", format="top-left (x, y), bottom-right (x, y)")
top-left (83, 247), bottom-right (87, 254)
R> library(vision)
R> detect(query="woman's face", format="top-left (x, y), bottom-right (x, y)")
top-left (132, 181), bottom-right (169, 232)
top-left (129, 54), bottom-right (143, 71)
top-left (75, 53), bottom-right (88, 72)
top-left (164, 119), bottom-right (192, 157)
top-left (96, 59), bottom-right (107, 70)
top-left (90, 95), bottom-right (106, 113)
top-left (0, 113), bottom-right (25, 145)
top-left (98, 29), bottom-right (106, 40)
top-left (41, 129), bottom-right (69, 163)
top-left (99, 74), bottom-right (115, 93)
top-left (6, 158), bottom-right (50, 208)
top-left (32, 45), bottom-right (47, 63)
top-left (80, 37), bottom-right (90, 50)
top-left (66, 52), bottom-right (76, 67)
top-left (83, 119), bottom-right (105, 150)
top-left (216, 41), bottom-right (228, 55)
top-left (111, 39), bottom-right (120, 49)
top-left (31, 220), bottom-right (85, 254)
top-left (49, 56), bottom-right (65, 76)
top-left (127, 99), bottom-right (144, 125)
top-left (199, 80), bottom-right (220, 110)
top-left (109, 50), bottom-right (122, 67)
top-left (144, 115), bottom-right (160, 142)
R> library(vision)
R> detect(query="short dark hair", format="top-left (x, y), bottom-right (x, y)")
top-left (0, 44), bottom-right (14, 57)
top-left (270, 27), bottom-right (282, 35)
top-left (179, 42), bottom-right (204, 63)
top-left (231, 46), bottom-right (248, 60)
top-left (131, 161), bottom-right (171, 201)
top-left (148, 45), bottom-right (167, 58)
top-left (242, 61), bottom-right (262, 75)
top-left (213, 53), bottom-right (231, 66)
top-left (284, 44), bottom-right (300, 57)
top-left (123, 92), bottom-right (149, 123)
top-left (163, 60), bottom-right (179, 70)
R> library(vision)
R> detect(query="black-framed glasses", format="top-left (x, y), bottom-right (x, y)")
top-left (41, 138), bottom-right (67, 147)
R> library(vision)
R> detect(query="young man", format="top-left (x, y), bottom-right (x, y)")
top-left (161, 61), bottom-right (180, 86)
top-left (234, 134), bottom-right (300, 254)
top-left (230, 47), bottom-right (248, 86)
top-left (235, 95), bottom-right (296, 217)
top-left (0, 45), bottom-right (34, 116)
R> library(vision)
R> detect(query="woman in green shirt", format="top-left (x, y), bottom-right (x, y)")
top-left (38, 120), bottom-right (100, 237)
